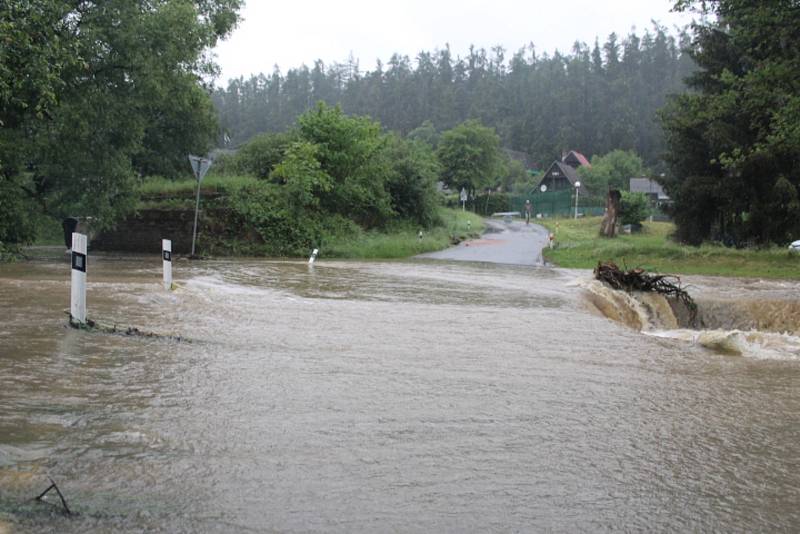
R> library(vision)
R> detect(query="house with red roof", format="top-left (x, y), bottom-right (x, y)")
top-left (536, 150), bottom-right (590, 194)
top-left (563, 150), bottom-right (591, 170)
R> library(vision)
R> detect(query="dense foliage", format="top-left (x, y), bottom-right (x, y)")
top-left (660, 0), bottom-right (800, 245)
top-left (619, 192), bottom-right (651, 226)
top-left (219, 103), bottom-right (444, 255)
top-left (213, 25), bottom-right (694, 168)
top-left (437, 120), bottom-right (504, 195)
top-left (0, 0), bottom-right (241, 244)
top-left (578, 150), bottom-right (647, 194)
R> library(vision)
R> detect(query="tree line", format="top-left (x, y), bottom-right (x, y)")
top-left (213, 24), bottom-right (695, 169)
top-left (3, 1), bottom-right (797, 251)
top-left (660, 0), bottom-right (800, 245)
top-left (0, 0), bottom-right (241, 250)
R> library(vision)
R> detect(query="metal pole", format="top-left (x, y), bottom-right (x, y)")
top-left (191, 178), bottom-right (201, 257)
top-left (574, 188), bottom-right (579, 219)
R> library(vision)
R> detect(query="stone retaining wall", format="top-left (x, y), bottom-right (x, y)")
top-left (91, 209), bottom-right (206, 254)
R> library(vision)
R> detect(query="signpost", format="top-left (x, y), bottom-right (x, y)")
top-left (188, 155), bottom-right (213, 258)
top-left (70, 233), bottom-right (87, 325)
top-left (574, 181), bottom-right (581, 219)
top-left (460, 187), bottom-right (468, 211)
top-left (162, 239), bottom-right (172, 290)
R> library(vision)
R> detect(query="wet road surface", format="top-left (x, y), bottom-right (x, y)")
top-left (419, 219), bottom-right (549, 266)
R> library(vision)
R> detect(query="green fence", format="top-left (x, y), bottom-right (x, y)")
top-left (509, 191), bottom-right (603, 218)
top-left (448, 190), bottom-right (605, 218)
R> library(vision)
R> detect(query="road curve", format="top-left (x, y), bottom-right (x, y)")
top-left (418, 218), bottom-right (550, 266)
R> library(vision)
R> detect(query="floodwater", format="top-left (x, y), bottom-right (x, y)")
top-left (1, 250), bottom-right (800, 532)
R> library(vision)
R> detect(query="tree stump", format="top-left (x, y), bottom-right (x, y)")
top-left (600, 190), bottom-right (622, 237)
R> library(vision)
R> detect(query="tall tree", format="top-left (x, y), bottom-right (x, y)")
top-left (661, 0), bottom-right (800, 244)
top-left (1, 0), bottom-right (242, 242)
top-left (437, 119), bottom-right (503, 195)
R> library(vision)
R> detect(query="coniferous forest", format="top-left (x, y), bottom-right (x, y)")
top-left (213, 25), bottom-right (695, 169)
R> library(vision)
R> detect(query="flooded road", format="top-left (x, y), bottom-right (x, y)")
top-left (1, 252), bottom-right (800, 532)
top-left (419, 219), bottom-right (550, 266)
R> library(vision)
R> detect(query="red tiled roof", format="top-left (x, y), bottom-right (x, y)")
top-left (567, 150), bottom-right (591, 168)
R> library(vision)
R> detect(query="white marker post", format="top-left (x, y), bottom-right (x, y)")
top-left (162, 239), bottom-right (172, 290)
top-left (308, 248), bottom-right (319, 264)
top-left (70, 233), bottom-right (87, 325)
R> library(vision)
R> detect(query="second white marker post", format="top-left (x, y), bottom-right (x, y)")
top-left (162, 239), bottom-right (172, 290)
top-left (70, 233), bottom-right (87, 325)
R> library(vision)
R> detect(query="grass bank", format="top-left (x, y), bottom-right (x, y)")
top-left (138, 174), bottom-right (259, 195)
top-left (322, 209), bottom-right (484, 259)
top-left (539, 216), bottom-right (800, 279)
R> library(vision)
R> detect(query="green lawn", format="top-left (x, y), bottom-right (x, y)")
top-left (138, 174), bottom-right (259, 195)
top-left (322, 209), bottom-right (484, 259)
top-left (539, 216), bottom-right (800, 279)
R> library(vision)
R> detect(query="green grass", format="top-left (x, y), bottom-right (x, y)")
top-left (539, 216), bottom-right (800, 279)
top-left (138, 174), bottom-right (259, 196)
top-left (322, 208), bottom-right (484, 259)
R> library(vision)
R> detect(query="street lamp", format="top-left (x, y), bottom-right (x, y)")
top-left (574, 181), bottom-right (581, 219)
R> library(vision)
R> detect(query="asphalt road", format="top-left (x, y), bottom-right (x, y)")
top-left (418, 218), bottom-right (550, 266)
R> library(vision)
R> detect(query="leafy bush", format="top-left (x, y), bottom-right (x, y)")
top-left (384, 134), bottom-right (441, 227)
top-left (0, 174), bottom-right (39, 246)
top-left (228, 181), bottom-right (321, 256)
top-left (472, 192), bottom-right (511, 215)
top-left (620, 191), bottom-right (650, 226)
top-left (297, 103), bottom-right (393, 227)
top-left (231, 132), bottom-right (294, 178)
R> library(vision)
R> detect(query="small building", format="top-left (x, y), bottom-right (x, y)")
top-left (539, 161), bottom-right (583, 193)
top-left (629, 178), bottom-right (670, 207)
top-left (537, 150), bottom-right (590, 194)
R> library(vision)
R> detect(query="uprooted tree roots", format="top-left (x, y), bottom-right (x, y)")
top-left (594, 261), bottom-right (698, 322)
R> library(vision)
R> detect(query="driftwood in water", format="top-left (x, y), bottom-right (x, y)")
top-left (600, 190), bottom-right (622, 237)
top-left (36, 477), bottom-right (71, 515)
top-left (594, 261), bottom-right (697, 321)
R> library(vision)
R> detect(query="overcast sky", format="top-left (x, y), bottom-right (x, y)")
top-left (212, 0), bottom-right (695, 84)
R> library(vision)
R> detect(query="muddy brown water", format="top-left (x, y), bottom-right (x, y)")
top-left (1, 252), bottom-right (799, 532)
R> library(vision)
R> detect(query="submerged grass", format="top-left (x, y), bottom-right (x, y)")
top-left (539, 216), bottom-right (800, 279)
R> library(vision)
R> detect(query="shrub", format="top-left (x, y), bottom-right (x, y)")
top-left (620, 191), bottom-right (650, 226)
top-left (232, 132), bottom-right (294, 179)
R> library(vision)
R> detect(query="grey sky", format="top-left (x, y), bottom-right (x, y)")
top-left (212, 0), bottom-right (695, 84)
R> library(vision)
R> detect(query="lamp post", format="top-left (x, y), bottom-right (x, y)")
top-left (574, 181), bottom-right (581, 219)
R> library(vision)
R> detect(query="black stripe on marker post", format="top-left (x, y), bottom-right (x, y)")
top-left (163, 250), bottom-right (172, 262)
top-left (71, 251), bottom-right (86, 272)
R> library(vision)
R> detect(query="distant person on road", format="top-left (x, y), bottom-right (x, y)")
top-left (524, 199), bottom-right (532, 225)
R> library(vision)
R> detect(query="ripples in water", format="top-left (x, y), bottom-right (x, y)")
top-left (1, 255), bottom-right (799, 531)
